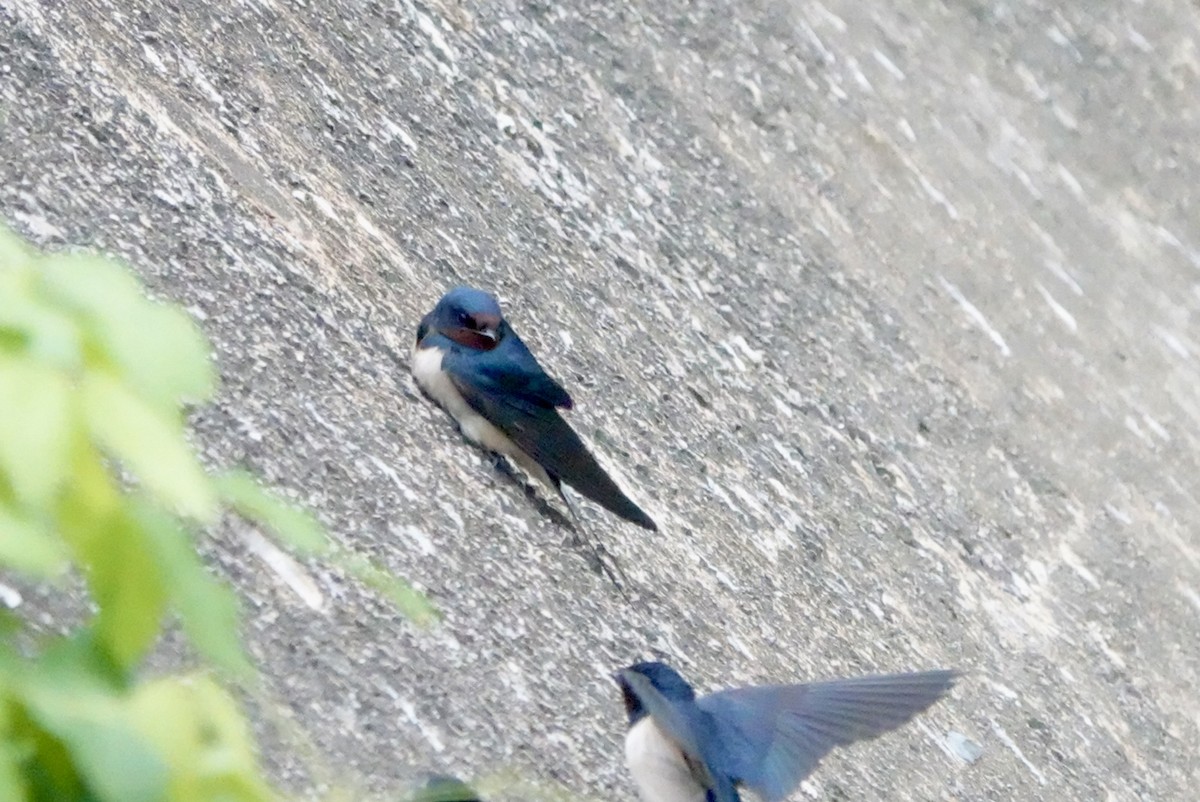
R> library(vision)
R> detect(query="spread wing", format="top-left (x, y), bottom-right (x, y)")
top-left (699, 670), bottom-right (958, 802)
top-left (442, 336), bottom-right (657, 530)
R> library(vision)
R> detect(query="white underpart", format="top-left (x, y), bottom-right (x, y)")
top-left (411, 344), bottom-right (554, 487)
top-left (625, 717), bottom-right (709, 802)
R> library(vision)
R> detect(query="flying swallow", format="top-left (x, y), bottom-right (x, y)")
top-left (412, 286), bottom-right (657, 531)
top-left (613, 661), bottom-right (958, 802)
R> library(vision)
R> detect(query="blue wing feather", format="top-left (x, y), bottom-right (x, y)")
top-left (453, 331), bottom-right (573, 410)
top-left (699, 670), bottom-right (957, 802)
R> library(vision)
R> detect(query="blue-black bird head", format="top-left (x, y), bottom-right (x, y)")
top-left (417, 286), bottom-right (505, 351)
top-left (614, 661), bottom-right (697, 726)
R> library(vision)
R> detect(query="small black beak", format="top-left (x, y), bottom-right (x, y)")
top-left (472, 314), bottom-right (502, 340)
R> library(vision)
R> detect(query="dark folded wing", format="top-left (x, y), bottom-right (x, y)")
top-left (465, 332), bottom-right (575, 410)
top-left (699, 670), bottom-right (958, 802)
top-left (442, 344), bottom-right (657, 530)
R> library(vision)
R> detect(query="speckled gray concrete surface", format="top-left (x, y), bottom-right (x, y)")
top-left (2, 0), bottom-right (1198, 800)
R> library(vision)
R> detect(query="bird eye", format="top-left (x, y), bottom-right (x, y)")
top-left (457, 310), bottom-right (473, 327)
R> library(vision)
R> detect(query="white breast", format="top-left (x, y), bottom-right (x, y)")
top-left (625, 718), bottom-right (710, 802)
top-left (411, 344), bottom-right (552, 487)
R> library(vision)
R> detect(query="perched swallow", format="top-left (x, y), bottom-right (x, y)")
top-left (614, 661), bottom-right (958, 802)
top-left (409, 775), bottom-right (482, 802)
top-left (412, 286), bottom-right (657, 531)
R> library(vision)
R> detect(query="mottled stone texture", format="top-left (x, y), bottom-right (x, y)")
top-left (3, 1), bottom-right (1198, 799)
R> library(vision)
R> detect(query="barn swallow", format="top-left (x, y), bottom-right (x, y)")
top-left (613, 661), bottom-right (958, 802)
top-left (412, 286), bottom-right (657, 531)
top-left (409, 775), bottom-right (482, 802)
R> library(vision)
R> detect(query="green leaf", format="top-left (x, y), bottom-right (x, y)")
top-left (334, 551), bottom-right (439, 627)
top-left (0, 228), bottom-right (34, 270)
top-left (216, 470), bottom-right (328, 554)
top-left (0, 278), bottom-right (83, 369)
top-left (410, 777), bottom-right (482, 802)
top-left (81, 371), bottom-right (217, 523)
top-left (55, 445), bottom-right (167, 666)
top-left (90, 514), bottom-right (169, 670)
top-left (83, 300), bottom-right (216, 411)
top-left (0, 610), bottom-right (21, 640)
top-left (132, 501), bottom-right (251, 677)
top-left (19, 652), bottom-right (168, 802)
top-left (21, 719), bottom-right (86, 802)
top-left (56, 439), bottom-right (123, 545)
top-left (128, 676), bottom-right (275, 802)
top-left (0, 742), bottom-right (29, 802)
top-left (0, 505), bottom-right (68, 577)
top-left (0, 686), bottom-right (30, 802)
top-left (106, 300), bottom-right (216, 408)
top-left (0, 356), bottom-right (73, 509)
top-left (38, 253), bottom-right (215, 406)
top-left (37, 252), bottom-right (144, 321)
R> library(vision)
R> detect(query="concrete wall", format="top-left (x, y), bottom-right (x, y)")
top-left (3, 0), bottom-right (1198, 799)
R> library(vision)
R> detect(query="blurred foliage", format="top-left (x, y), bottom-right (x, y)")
top-left (0, 223), bottom-right (436, 801)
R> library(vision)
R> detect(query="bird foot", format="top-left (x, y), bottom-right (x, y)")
top-left (485, 451), bottom-right (577, 529)
top-left (559, 528), bottom-right (631, 597)
top-left (485, 452), bottom-right (630, 596)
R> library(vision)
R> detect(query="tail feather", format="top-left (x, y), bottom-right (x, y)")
top-left (549, 447), bottom-right (658, 531)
